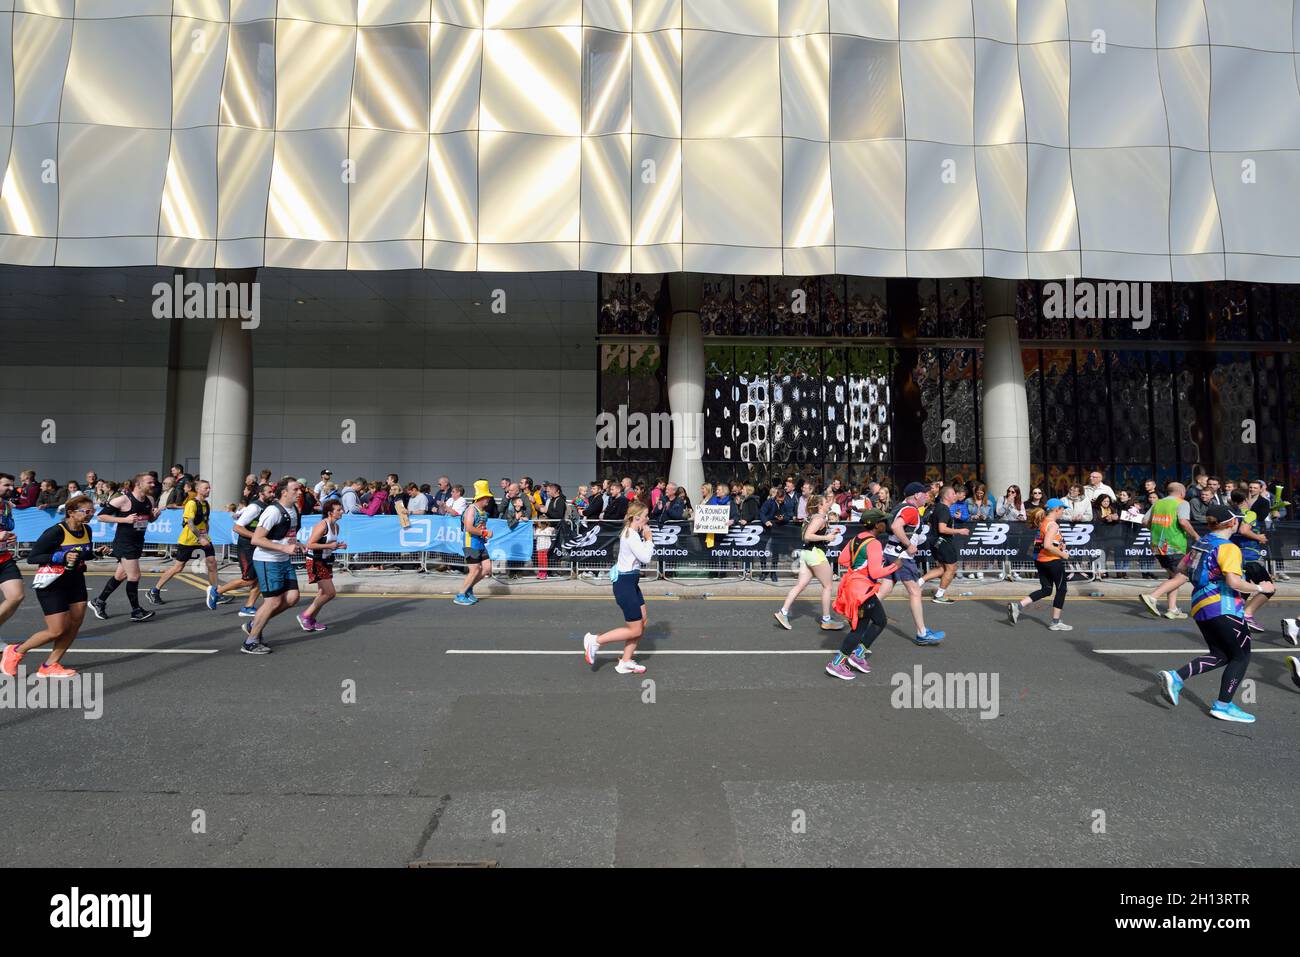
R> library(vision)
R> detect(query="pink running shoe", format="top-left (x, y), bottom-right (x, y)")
top-left (296, 614), bottom-right (315, 632)
top-left (847, 652), bottom-right (872, 675)
top-left (825, 659), bottom-right (855, 681)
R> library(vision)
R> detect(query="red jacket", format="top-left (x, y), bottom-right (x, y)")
top-left (833, 533), bottom-right (898, 629)
top-left (14, 481), bottom-right (39, 509)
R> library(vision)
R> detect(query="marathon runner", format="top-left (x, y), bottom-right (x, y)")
top-left (0, 474), bottom-right (26, 633)
top-left (455, 481), bottom-right (495, 606)
top-left (582, 501), bottom-right (653, 675)
top-left (878, 482), bottom-right (945, 645)
top-left (920, 485), bottom-right (969, 604)
top-left (90, 472), bottom-right (159, 623)
top-left (1138, 482), bottom-right (1199, 620)
top-left (242, 479), bottom-right (304, 655)
top-left (217, 483), bottom-right (274, 617)
top-left (1008, 499), bottom-right (1072, 630)
top-left (1156, 505), bottom-right (1270, 723)
top-left (773, 495), bottom-right (845, 632)
top-left (2, 496), bottom-right (97, 679)
top-left (149, 479), bottom-right (231, 610)
top-left (1227, 489), bottom-right (1272, 633)
top-left (825, 509), bottom-right (898, 680)
top-left (298, 499), bottom-right (346, 632)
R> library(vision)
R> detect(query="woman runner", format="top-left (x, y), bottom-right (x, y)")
top-left (774, 495), bottom-right (845, 632)
top-left (298, 499), bottom-right (346, 632)
top-left (582, 501), bottom-right (653, 675)
top-left (1009, 499), bottom-right (1072, 631)
top-left (2, 495), bottom-right (97, 679)
top-left (824, 509), bottom-right (898, 680)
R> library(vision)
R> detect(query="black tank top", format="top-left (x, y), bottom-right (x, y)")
top-left (114, 490), bottom-right (155, 543)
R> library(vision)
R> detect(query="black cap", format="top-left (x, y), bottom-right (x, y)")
top-left (321, 468), bottom-right (332, 475)
top-left (1205, 504), bottom-right (1236, 524)
top-left (903, 481), bottom-right (928, 497)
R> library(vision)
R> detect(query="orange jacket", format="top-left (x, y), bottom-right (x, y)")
top-left (833, 533), bottom-right (899, 629)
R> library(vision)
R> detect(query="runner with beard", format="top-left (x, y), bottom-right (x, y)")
top-left (90, 472), bottom-right (159, 623)
top-left (216, 482), bottom-right (274, 617)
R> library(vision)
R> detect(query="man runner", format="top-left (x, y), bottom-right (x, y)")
top-left (90, 472), bottom-right (159, 622)
top-left (242, 479), bottom-right (303, 654)
top-left (1138, 482), bottom-right (1199, 620)
top-left (455, 481), bottom-right (495, 606)
top-left (879, 482), bottom-right (945, 645)
top-left (149, 479), bottom-right (230, 610)
top-left (216, 482), bottom-right (274, 617)
top-left (920, 485), bottom-right (969, 603)
top-left (1228, 489), bottom-right (1272, 633)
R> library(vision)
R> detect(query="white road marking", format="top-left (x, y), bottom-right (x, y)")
top-left (1093, 648), bottom-right (1298, 655)
top-left (23, 648), bottom-right (220, 655)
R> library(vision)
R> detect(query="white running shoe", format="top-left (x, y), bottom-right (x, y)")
top-left (583, 632), bottom-right (598, 666)
top-left (1282, 618), bottom-right (1300, 647)
top-left (614, 659), bottom-right (646, 675)
top-left (1048, 620), bottom-right (1073, 631)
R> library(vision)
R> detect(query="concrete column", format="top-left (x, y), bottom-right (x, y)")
top-left (981, 278), bottom-right (1031, 500)
top-left (199, 316), bottom-right (253, 506)
top-left (666, 273), bottom-right (704, 495)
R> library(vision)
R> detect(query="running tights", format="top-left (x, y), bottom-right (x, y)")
top-left (842, 596), bottom-right (887, 656)
top-left (1178, 615), bottom-right (1251, 704)
top-left (1028, 562), bottom-right (1067, 610)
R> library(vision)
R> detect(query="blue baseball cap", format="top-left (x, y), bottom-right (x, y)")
top-left (1045, 498), bottom-right (1067, 511)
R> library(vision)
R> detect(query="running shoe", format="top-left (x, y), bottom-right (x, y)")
top-left (825, 659), bottom-right (855, 680)
top-left (932, 595), bottom-right (956, 604)
top-left (453, 594), bottom-right (474, 606)
top-left (37, 662), bottom-right (77, 679)
top-left (1163, 608), bottom-right (1188, 620)
top-left (1209, 700), bottom-right (1255, 724)
top-left (773, 609), bottom-right (792, 630)
top-left (1048, 621), bottom-right (1073, 631)
top-left (846, 652), bottom-right (872, 675)
top-left (89, 597), bottom-right (109, 620)
top-left (215, 594), bottom-right (235, 606)
top-left (1245, 615), bottom-right (1263, 634)
top-left (205, 586), bottom-right (218, 610)
top-left (238, 606), bottom-right (258, 618)
top-left (308, 621), bottom-right (328, 632)
top-left (914, 629), bottom-right (944, 646)
top-left (145, 587), bottom-right (165, 605)
top-left (129, 608), bottom-right (155, 623)
top-left (1286, 656), bottom-right (1300, 688)
top-left (1007, 601), bottom-right (1020, 625)
top-left (296, 614), bottom-right (316, 632)
top-left (1157, 670), bottom-right (1182, 707)
top-left (583, 632), bottom-right (598, 666)
top-left (1281, 618), bottom-right (1299, 646)
top-left (1139, 594), bottom-right (1160, 618)
top-left (240, 641), bottom-right (271, 656)
top-left (465, 593), bottom-right (479, 604)
top-left (1, 643), bottom-right (23, 678)
top-left (819, 617), bottom-right (845, 631)
top-left (614, 659), bottom-right (647, 675)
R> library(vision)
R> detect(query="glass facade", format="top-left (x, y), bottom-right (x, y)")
top-left (597, 277), bottom-right (1300, 495)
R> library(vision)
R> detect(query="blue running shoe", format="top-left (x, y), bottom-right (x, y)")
top-left (453, 593), bottom-right (474, 606)
top-left (1209, 700), bottom-right (1255, 723)
top-left (238, 605), bottom-right (257, 618)
top-left (914, 628), bottom-right (944, 646)
top-left (206, 586), bottom-right (218, 610)
top-left (1157, 670), bottom-right (1182, 707)
top-left (466, 593), bottom-right (479, 604)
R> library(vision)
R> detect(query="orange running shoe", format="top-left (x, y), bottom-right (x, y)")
top-left (37, 661), bottom-right (78, 679)
top-left (1, 643), bottom-right (22, 677)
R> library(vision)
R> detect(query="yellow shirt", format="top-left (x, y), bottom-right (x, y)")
top-left (179, 499), bottom-right (210, 546)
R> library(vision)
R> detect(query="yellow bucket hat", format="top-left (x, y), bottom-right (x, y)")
top-left (473, 479), bottom-right (493, 501)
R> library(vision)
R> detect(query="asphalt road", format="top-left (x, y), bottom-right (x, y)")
top-left (2, 573), bottom-right (1298, 867)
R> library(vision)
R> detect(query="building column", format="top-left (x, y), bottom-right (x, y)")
top-left (981, 278), bottom-right (1031, 500)
top-left (666, 273), bottom-right (704, 495)
top-left (199, 316), bottom-right (253, 506)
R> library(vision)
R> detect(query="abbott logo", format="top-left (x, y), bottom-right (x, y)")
top-left (968, 523), bottom-right (1009, 546)
top-left (722, 525), bottom-right (763, 547)
top-left (651, 525), bottom-right (680, 547)
top-left (50, 888), bottom-right (151, 937)
top-left (400, 518), bottom-right (434, 549)
top-left (1059, 524), bottom-right (1094, 546)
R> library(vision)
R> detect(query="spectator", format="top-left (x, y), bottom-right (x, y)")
top-left (406, 483), bottom-right (429, 514)
top-left (341, 479), bottom-right (365, 514)
top-left (583, 483), bottom-right (604, 520)
top-left (574, 485), bottom-right (590, 515)
top-left (1082, 470), bottom-right (1116, 508)
top-left (14, 471), bottom-right (39, 509)
top-left (313, 469), bottom-right (333, 497)
top-left (650, 478), bottom-right (667, 509)
top-left (36, 480), bottom-right (64, 509)
top-left (968, 484), bottom-right (993, 521)
top-left (951, 484), bottom-right (971, 522)
top-left (1119, 490), bottom-right (1145, 522)
top-left (319, 482), bottom-right (341, 506)
top-left (362, 481), bottom-right (389, 516)
top-left (1189, 486), bottom-right (1214, 524)
top-left (1064, 484), bottom-right (1091, 522)
top-left (603, 483), bottom-right (628, 521)
top-left (445, 484), bottom-right (468, 517)
top-left (1093, 493), bottom-right (1119, 524)
top-left (670, 485), bottom-right (691, 520)
top-left (795, 480), bottom-right (814, 521)
top-left (876, 485), bottom-right (892, 509)
top-left (1206, 476), bottom-right (1224, 504)
top-left (997, 484), bottom-right (1026, 522)
top-left (536, 483), bottom-right (568, 580)
top-left (737, 484), bottom-right (759, 525)
top-left (389, 482), bottom-right (408, 512)
top-left (1025, 486), bottom-right (1046, 512)
top-left (157, 475), bottom-right (181, 510)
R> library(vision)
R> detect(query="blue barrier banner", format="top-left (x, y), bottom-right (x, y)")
top-left (9, 508), bottom-right (534, 561)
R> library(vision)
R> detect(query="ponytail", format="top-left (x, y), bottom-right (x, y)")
top-left (1027, 508), bottom-right (1046, 530)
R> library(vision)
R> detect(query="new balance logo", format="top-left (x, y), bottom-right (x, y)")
top-left (967, 523), bottom-right (1009, 546)
top-left (563, 525), bottom-right (601, 549)
top-left (721, 525), bottom-right (763, 547)
top-left (651, 525), bottom-right (681, 546)
top-left (1059, 524), bottom-right (1094, 546)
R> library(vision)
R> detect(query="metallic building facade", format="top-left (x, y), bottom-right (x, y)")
top-left (3, 0), bottom-right (1300, 280)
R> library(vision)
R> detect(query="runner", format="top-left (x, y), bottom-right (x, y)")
top-left (920, 485), bottom-right (970, 603)
top-left (773, 495), bottom-right (845, 632)
top-left (454, 481), bottom-right (494, 606)
top-left (1008, 499), bottom-right (1072, 630)
top-left (217, 483), bottom-right (274, 617)
top-left (241, 479), bottom-right (303, 655)
top-left (878, 482), bottom-right (945, 645)
top-left (1227, 490), bottom-right (1272, 633)
top-left (1156, 505), bottom-right (1271, 723)
top-left (297, 499), bottom-right (346, 632)
top-left (1138, 482), bottom-right (1199, 620)
top-left (0, 474), bottom-right (26, 632)
top-left (825, 509), bottom-right (899, 680)
top-left (582, 501), bottom-right (653, 675)
top-left (149, 479), bottom-right (231, 610)
top-left (90, 472), bottom-right (159, 623)
top-left (1, 495), bottom-right (97, 679)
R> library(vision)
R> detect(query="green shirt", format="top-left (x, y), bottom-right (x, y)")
top-left (1149, 496), bottom-right (1188, 555)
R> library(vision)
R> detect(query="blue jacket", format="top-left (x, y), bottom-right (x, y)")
top-left (758, 497), bottom-right (778, 524)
